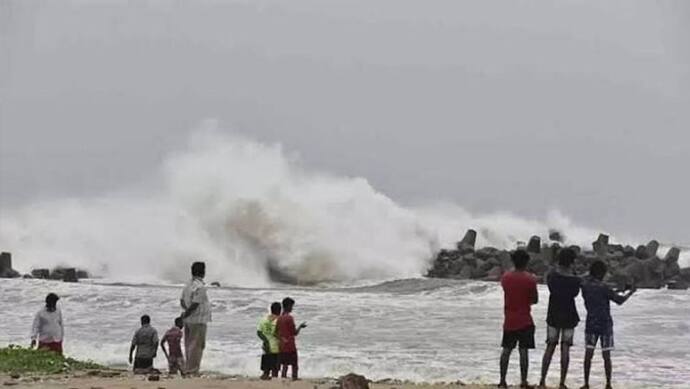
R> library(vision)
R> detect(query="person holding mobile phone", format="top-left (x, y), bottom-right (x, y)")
top-left (580, 261), bottom-right (636, 389)
top-left (276, 297), bottom-right (307, 380)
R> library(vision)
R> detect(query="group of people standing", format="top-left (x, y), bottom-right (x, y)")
top-left (29, 260), bottom-right (307, 380)
top-left (127, 261), bottom-right (213, 375)
top-left (29, 261), bottom-right (214, 376)
top-left (499, 248), bottom-right (636, 389)
top-left (29, 252), bottom-right (636, 387)
top-left (255, 297), bottom-right (307, 380)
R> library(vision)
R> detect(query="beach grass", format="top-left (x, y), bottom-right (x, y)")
top-left (0, 345), bottom-right (105, 375)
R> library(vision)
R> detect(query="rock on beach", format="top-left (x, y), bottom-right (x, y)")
top-left (427, 229), bottom-right (689, 290)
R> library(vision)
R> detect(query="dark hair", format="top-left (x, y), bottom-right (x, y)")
top-left (174, 317), bottom-right (184, 327)
top-left (282, 297), bottom-right (295, 312)
top-left (589, 260), bottom-right (607, 279)
top-left (45, 293), bottom-right (59, 311)
top-left (270, 302), bottom-right (282, 315)
top-left (558, 248), bottom-right (577, 268)
top-left (141, 315), bottom-right (151, 325)
top-left (511, 249), bottom-right (530, 270)
top-left (191, 261), bottom-right (206, 277)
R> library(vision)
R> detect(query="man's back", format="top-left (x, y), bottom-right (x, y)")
top-left (546, 270), bottom-right (581, 329)
top-left (276, 313), bottom-right (297, 353)
top-left (501, 270), bottom-right (537, 331)
top-left (581, 276), bottom-right (624, 335)
top-left (132, 325), bottom-right (158, 359)
top-left (32, 307), bottom-right (63, 343)
top-left (258, 315), bottom-right (280, 354)
top-left (163, 326), bottom-right (183, 357)
top-left (181, 278), bottom-right (212, 324)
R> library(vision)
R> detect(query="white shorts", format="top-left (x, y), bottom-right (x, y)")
top-left (546, 326), bottom-right (575, 346)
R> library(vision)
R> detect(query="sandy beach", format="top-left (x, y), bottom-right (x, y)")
top-left (0, 373), bottom-right (499, 389)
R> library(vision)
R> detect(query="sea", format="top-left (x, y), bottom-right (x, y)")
top-left (2, 133), bottom-right (689, 387)
top-left (1, 277), bottom-right (688, 388)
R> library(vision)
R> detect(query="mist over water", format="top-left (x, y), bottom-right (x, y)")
top-left (0, 126), bottom-right (422, 285)
top-left (2, 1), bottom-right (690, 246)
top-left (2, 2), bottom-right (689, 277)
top-left (5, 123), bottom-right (684, 286)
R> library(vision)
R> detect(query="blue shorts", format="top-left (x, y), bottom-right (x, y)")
top-left (585, 332), bottom-right (614, 351)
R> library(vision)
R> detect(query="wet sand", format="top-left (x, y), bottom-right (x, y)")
top-left (0, 373), bottom-right (504, 389)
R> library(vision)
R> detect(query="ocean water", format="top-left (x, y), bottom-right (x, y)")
top-left (4, 130), bottom-right (688, 290)
top-left (1, 128), bottom-right (688, 388)
top-left (1, 278), bottom-right (688, 388)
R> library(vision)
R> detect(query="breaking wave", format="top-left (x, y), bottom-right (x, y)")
top-left (0, 122), bottom-right (684, 286)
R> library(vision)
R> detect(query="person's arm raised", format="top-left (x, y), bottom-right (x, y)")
top-left (610, 285), bottom-right (636, 305)
top-left (295, 322), bottom-right (307, 335)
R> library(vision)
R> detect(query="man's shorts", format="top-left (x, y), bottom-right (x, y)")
top-left (279, 351), bottom-right (299, 367)
top-left (546, 326), bottom-right (575, 346)
top-left (133, 357), bottom-right (153, 370)
top-left (501, 325), bottom-right (535, 350)
top-left (585, 332), bottom-right (614, 351)
top-left (38, 341), bottom-right (63, 355)
top-left (168, 355), bottom-right (185, 374)
top-left (261, 353), bottom-right (279, 371)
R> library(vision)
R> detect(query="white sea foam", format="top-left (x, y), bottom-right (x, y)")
top-left (0, 123), bottom-right (685, 286)
top-left (1, 279), bottom-right (688, 387)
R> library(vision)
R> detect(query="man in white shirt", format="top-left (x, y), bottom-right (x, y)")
top-left (180, 261), bottom-right (211, 374)
top-left (31, 293), bottom-right (64, 355)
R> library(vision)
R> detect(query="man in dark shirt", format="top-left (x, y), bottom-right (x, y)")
top-left (129, 315), bottom-right (159, 374)
top-left (539, 248), bottom-right (581, 389)
top-left (580, 260), bottom-right (635, 389)
top-left (499, 249), bottom-right (538, 389)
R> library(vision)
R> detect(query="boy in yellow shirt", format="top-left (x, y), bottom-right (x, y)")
top-left (257, 302), bottom-right (282, 380)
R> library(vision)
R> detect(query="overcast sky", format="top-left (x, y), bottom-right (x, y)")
top-left (1, 1), bottom-right (689, 243)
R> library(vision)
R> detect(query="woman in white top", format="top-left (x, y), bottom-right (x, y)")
top-left (31, 293), bottom-right (64, 354)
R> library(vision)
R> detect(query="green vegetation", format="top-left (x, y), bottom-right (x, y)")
top-left (0, 345), bottom-right (106, 374)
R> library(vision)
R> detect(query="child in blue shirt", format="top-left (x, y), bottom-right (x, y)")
top-left (580, 261), bottom-right (636, 389)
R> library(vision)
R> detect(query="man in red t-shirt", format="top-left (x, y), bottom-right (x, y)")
top-left (276, 297), bottom-right (307, 380)
top-left (499, 249), bottom-right (539, 389)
